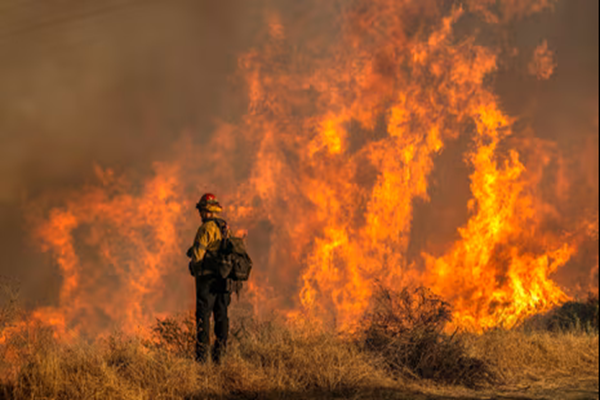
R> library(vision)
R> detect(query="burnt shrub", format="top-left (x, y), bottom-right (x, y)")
top-left (362, 286), bottom-right (496, 388)
top-left (547, 294), bottom-right (599, 333)
top-left (520, 294), bottom-right (600, 333)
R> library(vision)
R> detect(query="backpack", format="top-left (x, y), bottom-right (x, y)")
top-left (205, 218), bottom-right (253, 283)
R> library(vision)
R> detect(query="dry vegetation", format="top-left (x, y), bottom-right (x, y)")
top-left (0, 286), bottom-right (598, 400)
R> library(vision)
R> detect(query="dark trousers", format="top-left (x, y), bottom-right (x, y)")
top-left (195, 274), bottom-right (231, 363)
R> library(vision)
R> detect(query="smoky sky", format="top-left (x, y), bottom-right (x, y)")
top-left (0, 0), bottom-right (598, 308)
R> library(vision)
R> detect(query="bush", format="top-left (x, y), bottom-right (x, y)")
top-left (0, 277), bottom-right (21, 331)
top-left (362, 286), bottom-right (496, 388)
top-left (547, 294), bottom-right (599, 333)
top-left (146, 312), bottom-right (196, 357)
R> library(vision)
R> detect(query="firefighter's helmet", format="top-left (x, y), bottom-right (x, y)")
top-left (196, 193), bottom-right (222, 213)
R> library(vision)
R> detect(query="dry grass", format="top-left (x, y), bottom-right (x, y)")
top-left (1, 319), bottom-right (397, 400)
top-left (0, 287), bottom-right (598, 400)
top-left (466, 329), bottom-right (599, 388)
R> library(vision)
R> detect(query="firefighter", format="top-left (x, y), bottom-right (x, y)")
top-left (186, 193), bottom-right (231, 363)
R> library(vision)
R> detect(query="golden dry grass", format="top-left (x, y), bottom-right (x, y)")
top-left (0, 317), bottom-right (598, 400)
top-left (466, 329), bottom-right (599, 394)
top-left (1, 319), bottom-right (399, 400)
top-left (1, 285), bottom-right (598, 399)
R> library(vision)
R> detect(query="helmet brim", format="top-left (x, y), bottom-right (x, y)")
top-left (197, 203), bottom-right (222, 214)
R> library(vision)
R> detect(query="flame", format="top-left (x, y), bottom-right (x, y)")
top-left (423, 122), bottom-right (574, 329)
top-left (6, 0), bottom-right (597, 341)
top-left (24, 162), bottom-right (187, 338)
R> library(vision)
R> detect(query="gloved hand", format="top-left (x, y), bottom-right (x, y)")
top-left (188, 261), bottom-right (196, 277)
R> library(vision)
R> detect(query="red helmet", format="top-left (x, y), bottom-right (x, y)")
top-left (196, 193), bottom-right (221, 211)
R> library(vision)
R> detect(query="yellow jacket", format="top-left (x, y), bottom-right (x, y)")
top-left (188, 220), bottom-right (224, 276)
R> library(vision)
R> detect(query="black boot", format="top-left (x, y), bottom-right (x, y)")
top-left (195, 342), bottom-right (209, 363)
top-left (212, 338), bottom-right (227, 364)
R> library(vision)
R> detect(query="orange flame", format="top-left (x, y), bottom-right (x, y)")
top-left (25, 162), bottom-right (187, 338)
top-left (7, 0), bottom-right (597, 341)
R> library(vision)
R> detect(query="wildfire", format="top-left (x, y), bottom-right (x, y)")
top-left (4, 0), bottom-right (597, 342)
top-left (24, 162), bottom-right (187, 338)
